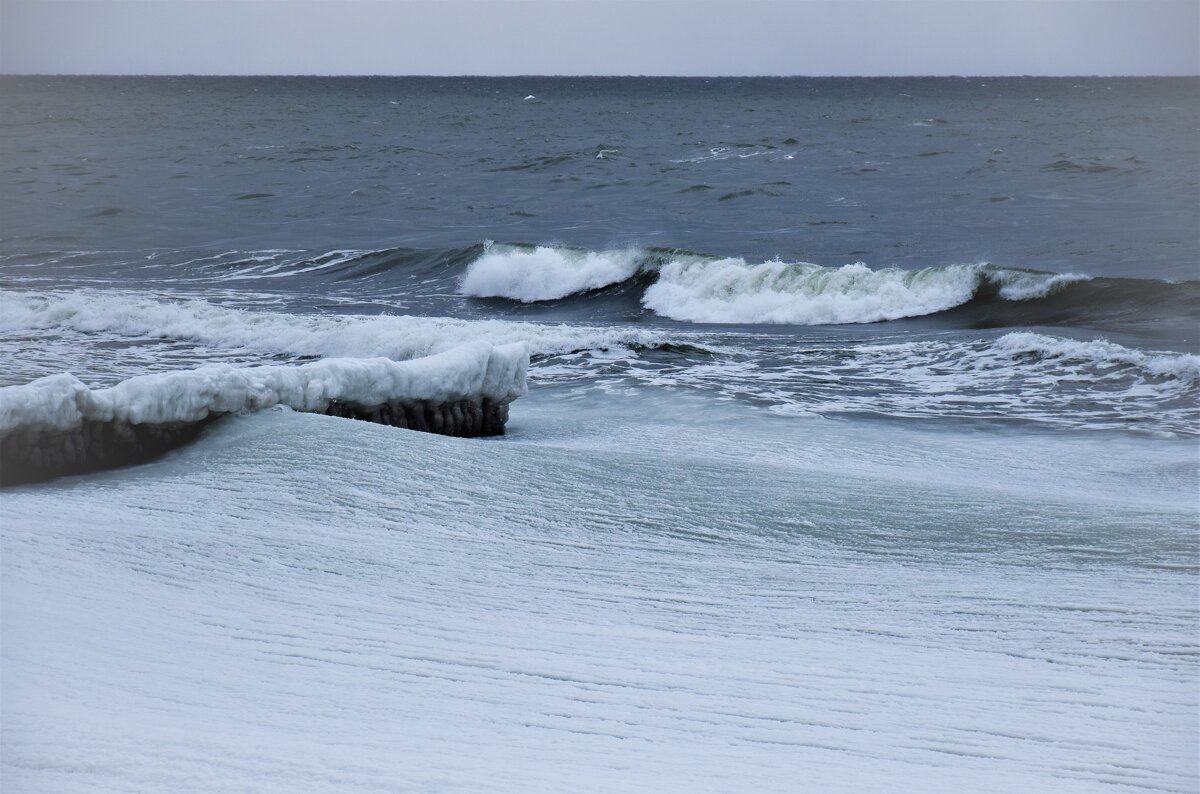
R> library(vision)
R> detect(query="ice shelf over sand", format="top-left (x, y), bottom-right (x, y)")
top-left (0, 341), bottom-right (528, 485)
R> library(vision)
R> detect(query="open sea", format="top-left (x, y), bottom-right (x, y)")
top-left (1, 76), bottom-right (1198, 792)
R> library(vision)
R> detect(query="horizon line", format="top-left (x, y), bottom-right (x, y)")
top-left (3, 73), bottom-right (1197, 79)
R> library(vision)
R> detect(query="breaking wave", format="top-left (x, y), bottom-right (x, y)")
top-left (184, 244), bottom-right (485, 284)
top-left (16, 244), bottom-right (1191, 334)
top-left (459, 243), bottom-right (645, 302)
top-left (452, 244), bottom-right (1195, 328)
top-left (642, 259), bottom-right (1090, 324)
top-left (453, 244), bottom-right (1197, 333)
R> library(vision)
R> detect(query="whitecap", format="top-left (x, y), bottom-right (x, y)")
top-left (459, 244), bottom-right (644, 302)
top-left (641, 259), bottom-right (1089, 325)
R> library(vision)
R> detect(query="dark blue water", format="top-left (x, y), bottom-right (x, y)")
top-left (2, 76), bottom-right (1197, 274)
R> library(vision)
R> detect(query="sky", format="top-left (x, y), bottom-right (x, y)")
top-left (0, 0), bottom-right (1196, 76)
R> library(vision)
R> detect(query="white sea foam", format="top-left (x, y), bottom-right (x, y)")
top-left (0, 342), bottom-right (527, 434)
top-left (641, 259), bottom-right (1087, 325)
top-left (0, 290), bottom-right (666, 374)
top-left (993, 332), bottom-right (1200, 383)
top-left (535, 331), bottom-right (1198, 435)
top-left (669, 146), bottom-right (770, 164)
top-left (459, 245), bottom-right (644, 302)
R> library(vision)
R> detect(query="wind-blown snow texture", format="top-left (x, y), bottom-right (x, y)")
top-left (3, 401), bottom-right (1196, 793)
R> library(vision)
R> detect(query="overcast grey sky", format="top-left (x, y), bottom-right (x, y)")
top-left (1, 0), bottom-right (1196, 76)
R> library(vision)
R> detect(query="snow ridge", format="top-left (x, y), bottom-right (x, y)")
top-left (0, 342), bottom-right (528, 435)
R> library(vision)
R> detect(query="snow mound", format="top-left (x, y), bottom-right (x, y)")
top-left (0, 342), bottom-right (527, 434)
top-left (0, 342), bottom-right (528, 484)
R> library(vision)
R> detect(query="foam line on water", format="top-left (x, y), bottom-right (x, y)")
top-left (992, 332), bottom-right (1200, 382)
top-left (533, 331), bottom-right (1199, 435)
top-left (0, 289), bottom-right (668, 363)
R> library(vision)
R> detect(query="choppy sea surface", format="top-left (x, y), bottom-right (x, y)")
top-left (1, 76), bottom-right (1198, 792)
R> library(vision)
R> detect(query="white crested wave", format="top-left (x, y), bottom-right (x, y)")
top-left (459, 244), bottom-right (644, 302)
top-left (0, 342), bottom-right (527, 434)
top-left (0, 290), bottom-right (667, 386)
top-left (458, 244), bottom-right (1092, 323)
top-left (986, 270), bottom-right (1092, 301)
top-left (992, 332), bottom-right (1200, 383)
top-left (641, 259), bottom-right (1089, 325)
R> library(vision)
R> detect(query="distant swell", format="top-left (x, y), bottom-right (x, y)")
top-left (200, 244), bottom-right (485, 283)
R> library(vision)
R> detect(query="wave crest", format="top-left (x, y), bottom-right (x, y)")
top-left (455, 244), bottom-right (1101, 326)
top-left (641, 259), bottom-right (1088, 325)
top-left (459, 244), bottom-right (645, 302)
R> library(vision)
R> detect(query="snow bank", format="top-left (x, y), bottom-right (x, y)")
top-left (3, 401), bottom-right (1196, 793)
top-left (0, 342), bottom-right (528, 485)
